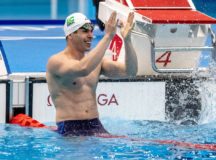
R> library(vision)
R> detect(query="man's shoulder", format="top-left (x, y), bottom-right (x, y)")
top-left (48, 52), bottom-right (63, 63)
top-left (47, 52), bottom-right (64, 70)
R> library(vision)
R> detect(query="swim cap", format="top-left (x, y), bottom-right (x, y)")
top-left (63, 12), bottom-right (91, 37)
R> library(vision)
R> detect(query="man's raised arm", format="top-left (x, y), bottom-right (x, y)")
top-left (101, 12), bottom-right (138, 78)
top-left (121, 12), bottom-right (138, 76)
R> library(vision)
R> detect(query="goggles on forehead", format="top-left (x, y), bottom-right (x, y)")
top-left (80, 23), bottom-right (94, 32)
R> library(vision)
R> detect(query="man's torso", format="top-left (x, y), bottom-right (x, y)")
top-left (46, 54), bottom-right (102, 122)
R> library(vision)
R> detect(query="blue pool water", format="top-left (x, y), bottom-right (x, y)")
top-left (1, 118), bottom-right (216, 159)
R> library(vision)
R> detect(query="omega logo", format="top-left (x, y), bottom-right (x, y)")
top-left (97, 93), bottom-right (119, 106)
top-left (47, 93), bottom-right (119, 106)
top-left (47, 95), bottom-right (53, 106)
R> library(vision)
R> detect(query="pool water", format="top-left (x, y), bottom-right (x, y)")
top-left (1, 118), bottom-right (216, 160)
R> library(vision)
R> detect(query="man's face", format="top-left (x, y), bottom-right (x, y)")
top-left (71, 23), bottom-right (94, 52)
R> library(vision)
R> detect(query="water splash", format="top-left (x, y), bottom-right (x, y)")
top-left (198, 60), bottom-right (216, 124)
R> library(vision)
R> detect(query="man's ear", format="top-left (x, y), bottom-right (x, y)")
top-left (67, 30), bottom-right (78, 40)
top-left (67, 34), bottom-right (73, 40)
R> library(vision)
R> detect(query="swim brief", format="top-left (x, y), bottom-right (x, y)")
top-left (56, 118), bottom-right (109, 136)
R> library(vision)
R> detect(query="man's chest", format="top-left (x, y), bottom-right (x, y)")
top-left (70, 66), bottom-right (101, 89)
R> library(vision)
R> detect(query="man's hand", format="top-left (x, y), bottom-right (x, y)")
top-left (120, 12), bottom-right (134, 41)
top-left (105, 11), bottom-right (117, 39)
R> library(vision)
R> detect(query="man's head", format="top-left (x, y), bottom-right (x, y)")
top-left (64, 12), bottom-right (94, 37)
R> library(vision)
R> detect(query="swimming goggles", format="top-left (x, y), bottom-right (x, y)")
top-left (80, 23), bottom-right (94, 32)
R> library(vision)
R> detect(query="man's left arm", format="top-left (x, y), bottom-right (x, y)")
top-left (123, 35), bottom-right (138, 77)
top-left (101, 12), bottom-right (138, 78)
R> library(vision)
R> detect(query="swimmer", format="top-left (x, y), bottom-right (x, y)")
top-left (46, 11), bottom-right (138, 136)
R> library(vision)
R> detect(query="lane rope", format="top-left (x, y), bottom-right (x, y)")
top-left (10, 114), bottom-right (216, 151)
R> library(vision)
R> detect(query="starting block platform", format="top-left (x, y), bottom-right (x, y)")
top-left (99, 0), bottom-right (216, 75)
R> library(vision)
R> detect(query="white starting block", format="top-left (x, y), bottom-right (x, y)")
top-left (99, 0), bottom-right (216, 75)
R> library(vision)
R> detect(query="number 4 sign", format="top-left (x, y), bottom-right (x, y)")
top-left (156, 51), bottom-right (172, 67)
top-left (109, 34), bottom-right (123, 61)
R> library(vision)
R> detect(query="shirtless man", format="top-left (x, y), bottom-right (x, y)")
top-left (46, 11), bottom-right (138, 136)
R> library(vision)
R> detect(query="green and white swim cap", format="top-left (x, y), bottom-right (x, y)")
top-left (63, 12), bottom-right (91, 37)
